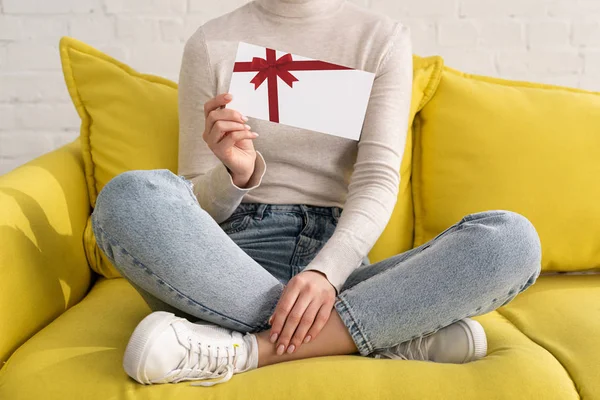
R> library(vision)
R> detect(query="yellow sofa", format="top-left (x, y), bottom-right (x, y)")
top-left (1, 38), bottom-right (599, 399)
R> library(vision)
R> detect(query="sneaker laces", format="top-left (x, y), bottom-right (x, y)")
top-left (166, 337), bottom-right (241, 387)
top-left (371, 332), bottom-right (434, 361)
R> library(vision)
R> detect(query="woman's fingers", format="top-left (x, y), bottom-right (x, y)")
top-left (275, 292), bottom-right (313, 355)
top-left (215, 130), bottom-right (259, 152)
top-left (288, 300), bottom-right (322, 353)
top-left (203, 93), bottom-right (232, 118)
top-left (204, 120), bottom-right (252, 146)
top-left (206, 106), bottom-right (247, 130)
top-left (268, 285), bottom-right (299, 348)
top-left (302, 301), bottom-right (334, 347)
top-left (204, 94), bottom-right (247, 134)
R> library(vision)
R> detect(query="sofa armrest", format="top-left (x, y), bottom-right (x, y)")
top-left (0, 138), bottom-right (94, 366)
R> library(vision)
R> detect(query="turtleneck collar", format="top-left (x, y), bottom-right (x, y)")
top-left (254, 0), bottom-right (345, 19)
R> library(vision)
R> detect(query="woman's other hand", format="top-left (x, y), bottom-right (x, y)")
top-left (203, 93), bottom-right (260, 187)
top-left (268, 270), bottom-right (337, 355)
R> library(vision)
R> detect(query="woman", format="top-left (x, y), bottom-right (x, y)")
top-left (91, 0), bottom-right (542, 388)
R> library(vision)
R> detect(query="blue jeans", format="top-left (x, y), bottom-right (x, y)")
top-left (91, 169), bottom-right (542, 357)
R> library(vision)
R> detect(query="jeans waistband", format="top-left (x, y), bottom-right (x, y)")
top-left (234, 203), bottom-right (343, 220)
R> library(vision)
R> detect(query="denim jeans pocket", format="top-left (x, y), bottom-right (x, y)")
top-left (219, 212), bottom-right (253, 234)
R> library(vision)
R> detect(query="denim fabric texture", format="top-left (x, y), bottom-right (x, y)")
top-left (91, 169), bottom-right (542, 357)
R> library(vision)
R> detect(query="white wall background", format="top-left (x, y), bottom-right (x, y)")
top-left (0, 0), bottom-right (599, 174)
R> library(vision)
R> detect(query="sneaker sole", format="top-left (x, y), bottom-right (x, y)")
top-left (459, 318), bottom-right (487, 362)
top-left (123, 311), bottom-right (180, 384)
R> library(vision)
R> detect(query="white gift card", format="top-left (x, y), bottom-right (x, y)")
top-left (227, 41), bottom-right (375, 141)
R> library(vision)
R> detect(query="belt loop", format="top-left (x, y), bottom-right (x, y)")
top-left (332, 207), bottom-right (341, 218)
top-left (255, 203), bottom-right (268, 220)
top-left (298, 204), bottom-right (309, 224)
top-left (299, 204), bottom-right (308, 215)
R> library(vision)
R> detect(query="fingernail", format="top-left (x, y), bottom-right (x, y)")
top-left (241, 115), bottom-right (249, 122)
top-left (287, 344), bottom-right (295, 354)
top-left (224, 94), bottom-right (232, 100)
top-left (268, 315), bottom-right (273, 324)
top-left (244, 124), bottom-right (251, 130)
top-left (304, 335), bottom-right (311, 343)
top-left (270, 333), bottom-right (278, 343)
top-left (277, 344), bottom-right (285, 355)
top-left (252, 132), bottom-right (259, 136)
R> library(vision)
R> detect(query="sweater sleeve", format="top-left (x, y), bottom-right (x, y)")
top-left (177, 26), bottom-right (267, 224)
top-left (303, 23), bottom-right (413, 296)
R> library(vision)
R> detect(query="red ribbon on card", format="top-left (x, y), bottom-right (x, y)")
top-left (233, 47), bottom-right (353, 123)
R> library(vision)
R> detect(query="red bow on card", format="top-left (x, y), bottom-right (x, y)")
top-left (249, 53), bottom-right (298, 89)
top-left (233, 47), bottom-right (352, 123)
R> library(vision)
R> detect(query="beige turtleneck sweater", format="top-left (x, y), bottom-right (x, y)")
top-left (178, 0), bottom-right (413, 295)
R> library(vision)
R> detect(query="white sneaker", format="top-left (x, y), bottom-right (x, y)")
top-left (370, 318), bottom-right (487, 364)
top-left (123, 311), bottom-right (259, 387)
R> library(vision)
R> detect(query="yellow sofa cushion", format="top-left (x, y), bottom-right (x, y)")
top-left (60, 37), bottom-right (180, 209)
top-left (58, 36), bottom-right (442, 278)
top-left (498, 274), bottom-right (600, 400)
top-left (60, 37), bottom-right (180, 278)
top-left (0, 139), bottom-right (92, 365)
top-left (0, 277), bottom-right (578, 399)
top-left (413, 65), bottom-right (600, 272)
top-left (369, 54), bottom-right (443, 264)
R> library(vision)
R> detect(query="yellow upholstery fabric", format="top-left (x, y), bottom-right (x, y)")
top-left (58, 36), bottom-right (443, 277)
top-left (1, 38), bottom-right (597, 398)
top-left (413, 65), bottom-right (600, 272)
top-left (369, 55), bottom-right (443, 264)
top-left (59, 37), bottom-right (179, 278)
top-left (0, 140), bottom-right (92, 365)
top-left (0, 277), bottom-right (578, 400)
top-left (60, 37), bottom-right (180, 209)
top-left (498, 274), bottom-right (600, 399)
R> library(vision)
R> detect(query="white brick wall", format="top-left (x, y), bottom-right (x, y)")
top-left (1, 0), bottom-right (599, 174)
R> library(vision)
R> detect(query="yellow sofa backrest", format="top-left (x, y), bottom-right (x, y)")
top-left (413, 64), bottom-right (600, 272)
top-left (60, 36), bottom-right (600, 277)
